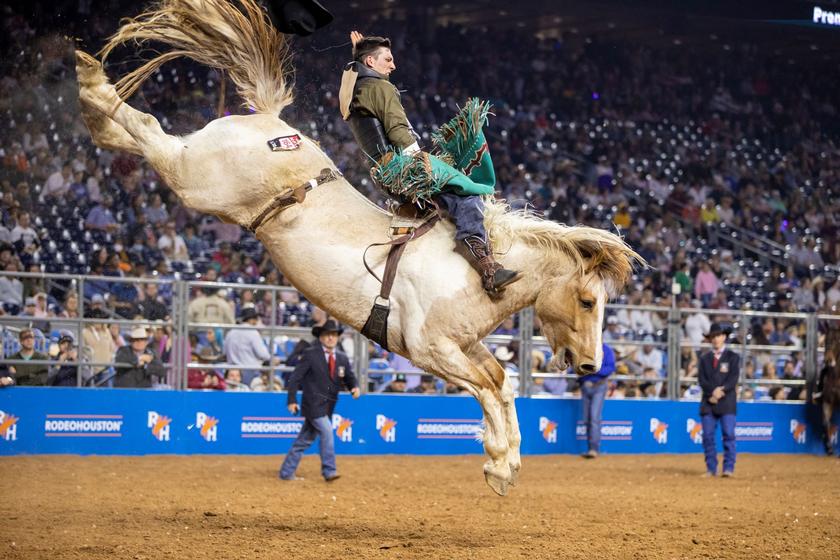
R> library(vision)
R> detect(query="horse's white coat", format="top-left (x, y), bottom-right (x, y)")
top-left (73, 1), bottom-right (639, 494)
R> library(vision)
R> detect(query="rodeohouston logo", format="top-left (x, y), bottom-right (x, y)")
top-left (790, 420), bottom-right (807, 444)
top-left (0, 410), bottom-right (19, 442)
top-left (416, 418), bottom-right (483, 440)
top-left (194, 412), bottom-right (218, 442)
top-left (735, 422), bottom-right (774, 441)
top-left (332, 414), bottom-right (354, 443)
top-left (539, 416), bottom-right (558, 443)
top-left (148, 411), bottom-right (172, 442)
top-left (376, 414), bottom-right (397, 442)
top-left (576, 420), bottom-right (634, 441)
top-left (686, 419), bottom-right (703, 444)
top-left (649, 418), bottom-right (668, 444)
top-left (239, 416), bottom-right (303, 438)
top-left (43, 413), bottom-right (123, 437)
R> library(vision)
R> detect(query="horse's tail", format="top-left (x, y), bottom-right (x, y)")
top-left (99, 0), bottom-right (293, 115)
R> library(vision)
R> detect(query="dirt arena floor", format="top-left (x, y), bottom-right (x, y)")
top-left (2, 454), bottom-right (839, 559)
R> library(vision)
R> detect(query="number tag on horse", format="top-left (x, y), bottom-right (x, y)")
top-left (267, 134), bottom-right (302, 151)
top-left (720, 363), bottom-right (729, 374)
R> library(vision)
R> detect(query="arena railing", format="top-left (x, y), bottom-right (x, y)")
top-left (1, 270), bottom-right (178, 387)
top-left (2, 271), bottom-right (838, 400)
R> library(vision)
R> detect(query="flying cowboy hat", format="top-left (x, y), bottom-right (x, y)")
top-left (312, 319), bottom-right (344, 337)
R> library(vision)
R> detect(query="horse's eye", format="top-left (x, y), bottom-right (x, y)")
top-left (580, 299), bottom-right (594, 310)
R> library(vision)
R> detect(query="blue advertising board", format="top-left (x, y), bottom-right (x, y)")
top-left (0, 388), bottom-right (836, 456)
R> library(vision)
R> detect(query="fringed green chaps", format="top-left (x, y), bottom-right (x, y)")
top-left (371, 98), bottom-right (497, 204)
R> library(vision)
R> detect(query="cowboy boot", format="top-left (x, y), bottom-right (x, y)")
top-left (462, 235), bottom-right (521, 294)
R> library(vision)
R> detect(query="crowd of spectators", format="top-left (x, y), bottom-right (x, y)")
top-left (0, 3), bottom-right (838, 398)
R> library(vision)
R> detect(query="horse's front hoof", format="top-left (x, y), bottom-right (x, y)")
top-left (484, 470), bottom-right (509, 496)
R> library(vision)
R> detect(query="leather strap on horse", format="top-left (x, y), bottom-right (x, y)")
top-left (248, 168), bottom-right (339, 233)
top-left (361, 211), bottom-right (440, 351)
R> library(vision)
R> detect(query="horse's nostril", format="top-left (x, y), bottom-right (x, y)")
top-left (580, 363), bottom-right (597, 374)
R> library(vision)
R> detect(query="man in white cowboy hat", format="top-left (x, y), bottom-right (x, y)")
top-left (280, 320), bottom-right (359, 482)
top-left (222, 306), bottom-right (279, 386)
top-left (698, 322), bottom-right (740, 477)
top-left (113, 327), bottom-right (165, 388)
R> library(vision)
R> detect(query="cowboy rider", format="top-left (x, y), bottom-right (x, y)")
top-left (339, 31), bottom-right (520, 295)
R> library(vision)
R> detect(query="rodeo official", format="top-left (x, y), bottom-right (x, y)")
top-left (698, 322), bottom-right (740, 477)
top-left (279, 320), bottom-right (359, 481)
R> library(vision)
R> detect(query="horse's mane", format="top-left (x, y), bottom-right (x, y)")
top-left (483, 198), bottom-right (645, 295)
top-left (99, 0), bottom-right (293, 115)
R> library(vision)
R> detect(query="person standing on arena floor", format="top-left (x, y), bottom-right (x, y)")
top-left (279, 320), bottom-right (359, 482)
top-left (698, 322), bottom-right (740, 477)
top-left (580, 341), bottom-right (616, 459)
top-left (339, 31), bottom-right (519, 295)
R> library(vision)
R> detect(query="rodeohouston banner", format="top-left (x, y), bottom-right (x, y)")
top-left (0, 388), bottom-right (837, 456)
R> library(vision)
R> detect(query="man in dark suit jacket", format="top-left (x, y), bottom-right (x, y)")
top-left (698, 322), bottom-right (740, 477)
top-left (113, 327), bottom-right (165, 388)
top-left (280, 320), bottom-right (359, 481)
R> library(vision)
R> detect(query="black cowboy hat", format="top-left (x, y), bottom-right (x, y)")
top-left (264, 0), bottom-right (333, 36)
top-left (239, 306), bottom-right (260, 322)
top-left (312, 319), bottom-right (344, 337)
top-left (705, 322), bottom-right (732, 338)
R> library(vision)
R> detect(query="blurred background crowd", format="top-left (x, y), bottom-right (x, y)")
top-left (0, 1), bottom-right (838, 399)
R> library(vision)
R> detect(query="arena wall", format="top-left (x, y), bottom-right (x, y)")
top-left (1, 388), bottom-right (836, 456)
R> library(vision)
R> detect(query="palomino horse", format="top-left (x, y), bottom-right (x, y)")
top-left (818, 327), bottom-right (840, 455)
top-left (74, 0), bottom-right (642, 494)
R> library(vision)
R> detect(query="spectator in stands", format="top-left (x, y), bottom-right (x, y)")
top-left (792, 278), bottom-right (816, 311)
top-left (113, 327), bottom-right (165, 388)
top-left (698, 323), bottom-right (740, 477)
top-left (198, 328), bottom-right (224, 358)
top-left (81, 308), bottom-right (117, 387)
top-left (49, 330), bottom-right (79, 386)
top-left (683, 299), bottom-right (711, 346)
top-left (136, 282), bottom-right (169, 321)
top-left (580, 341), bottom-right (615, 459)
top-left (6, 328), bottom-right (49, 385)
top-left (182, 223), bottom-right (207, 258)
top-left (41, 162), bottom-right (72, 200)
top-left (223, 306), bottom-right (278, 385)
top-left (10, 211), bottom-right (37, 251)
top-left (629, 335), bottom-right (664, 377)
top-left (17, 296), bottom-right (49, 332)
top-left (187, 347), bottom-right (226, 390)
top-left (389, 352), bottom-right (423, 392)
top-left (144, 193), bottom-right (169, 225)
top-left (109, 322), bottom-right (126, 348)
top-left (188, 286), bottom-right (235, 326)
top-left (84, 194), bottom-right (118, 233)
top-left (493, 345), bottom-right (519, 394)
top-left (157, 221), bottom-right (189, 263)
top-left (603, 315), bottom-right (625, 342)
top-left (224, 368), bottom-right (250, 391)
top-left (0, 259), bottom-right (23, 312)
top-left (280, 320), bottom-right (359, 482)
top-left (694, 262), bottom-right (720, 308)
